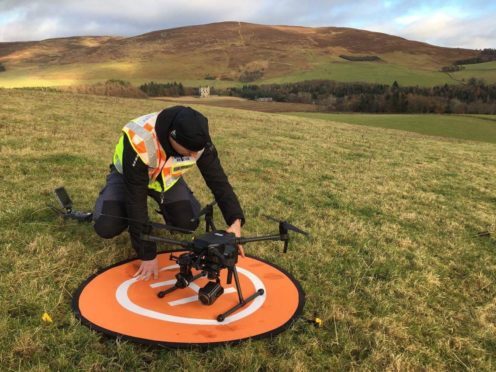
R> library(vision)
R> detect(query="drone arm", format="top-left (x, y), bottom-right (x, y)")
top-left (99, 213), bottom-right (193, 234)
top-left (148, 221), bottom-right (194, 234)
top-left (141, 234), bottom-right (191, 248)
top-left (236, 234), bottom-right (284, 245)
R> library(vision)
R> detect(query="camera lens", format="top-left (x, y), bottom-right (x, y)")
top-left (199, 282), bottom-right (224, 305)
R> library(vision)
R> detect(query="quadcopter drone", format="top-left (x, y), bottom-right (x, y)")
top-left (51, 187), bottom-right (309, 322)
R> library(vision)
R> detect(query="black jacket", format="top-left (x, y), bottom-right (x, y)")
top-left (121, 109), bottom-right (244, 260)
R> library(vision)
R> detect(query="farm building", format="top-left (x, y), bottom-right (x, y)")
top-left (199, 86), bottom-right (210, 98)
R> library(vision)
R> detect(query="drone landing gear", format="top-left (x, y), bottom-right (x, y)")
top-left (156, 265), bottom-right (265, 322)
top-left (217, 265), bottom-right (264, 322)
top-left (217, 289), bottom-right (265, 322)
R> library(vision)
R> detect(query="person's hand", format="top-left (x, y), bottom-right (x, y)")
top-left (133, 258), bottom-right (159, 281)
top-left (226, 219), bottom-right (245, 257)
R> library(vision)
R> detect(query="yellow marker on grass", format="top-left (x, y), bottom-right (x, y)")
top-left (41, 312), bottom-right (53, 323)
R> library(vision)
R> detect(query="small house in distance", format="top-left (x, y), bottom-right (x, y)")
top-left (199, 86), bottom-right (210, 98)
top-left (256, 97), bottom-right (273, 102)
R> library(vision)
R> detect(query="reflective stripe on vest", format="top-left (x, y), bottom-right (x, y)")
top-left (112, 112), bottom-right (203, 193)
top-left (125, 122), bottom-right (158, 168)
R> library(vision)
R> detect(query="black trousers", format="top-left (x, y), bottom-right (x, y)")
top-left (93, 170), bottom-right (201, 239)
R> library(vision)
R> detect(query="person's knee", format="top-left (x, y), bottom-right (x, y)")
top-left (93, 218), bottom-right (126, 239)
top-left (164, 201), bottom-right (200, 231)
top-left (188, 217), bottom-right (200, 231)
top-left (169, 213), bottom-right (200, 231)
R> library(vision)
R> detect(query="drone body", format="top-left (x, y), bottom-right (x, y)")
top-left (51, 187), bottom-right (309, 322)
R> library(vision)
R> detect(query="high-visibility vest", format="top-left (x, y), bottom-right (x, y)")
top-left (113, 112), bottom-right (202, 193)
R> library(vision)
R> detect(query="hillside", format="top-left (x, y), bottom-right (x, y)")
top-left (0, 21), bottom-right (488, 88)
top-left (1, 90), bottom-right (495, 369)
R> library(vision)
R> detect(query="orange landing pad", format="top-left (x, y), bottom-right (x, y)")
top-left (72, 251), bottom-right (305, 347)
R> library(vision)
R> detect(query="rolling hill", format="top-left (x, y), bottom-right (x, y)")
top-left (0, 21), bottom-right (491, 88)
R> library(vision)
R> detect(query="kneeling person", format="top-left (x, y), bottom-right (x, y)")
top-left (93, 106), bottom-right (245, 280)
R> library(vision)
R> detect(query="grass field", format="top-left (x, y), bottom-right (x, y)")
top-left (1, 90), bottom-right (495, 370)
top-left (1, 59), bottom-right (495, 89)
top-left (452, 61), bottom-right (496, 83)
top-left (0, 61), bottom-right (246, 89)
top-left (260, 60), bottom-right (458, 86)
top-left (287, 113), bottom-right (496, 144)
top-left (260, 59), bottom-right (496, 86)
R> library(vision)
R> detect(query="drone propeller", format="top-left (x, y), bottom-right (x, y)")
top-left (263, 215), bottom-right (310, 237)
top-left (261, 215), bottom-right (310, 253)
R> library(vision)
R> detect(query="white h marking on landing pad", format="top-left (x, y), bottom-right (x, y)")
top-left (149, 266), bottom-right (238, 306)
top-left (115, 264), bottom-right (266, 325)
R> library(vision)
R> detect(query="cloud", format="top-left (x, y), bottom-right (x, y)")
top-left (0, 0), bottom-right (264, 41)
top-left (405, 14), bottom-right (496, 49)
top-left (0, 0), bottom-right (494, 48)
top-left (366, 6), bottom-right (496, 48)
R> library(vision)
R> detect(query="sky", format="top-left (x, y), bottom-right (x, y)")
top-left (0, 0), bottom-right (495, 49)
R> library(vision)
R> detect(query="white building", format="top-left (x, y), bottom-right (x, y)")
top-left (199, 86), bottom-right (210, 98)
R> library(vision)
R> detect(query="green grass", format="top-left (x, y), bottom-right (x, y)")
top-left (452, 61), bottom-right (496, 83)
top-left (0, 61), bottom-right (245, 89)
top-left (2, 57), bottom-right (495, 89)
top-left (1, 90), bottom-right (496, 370)
top-left (260, 60), bottom-right (457, 86)
top-left (286, 113), bottom-right (496, 144)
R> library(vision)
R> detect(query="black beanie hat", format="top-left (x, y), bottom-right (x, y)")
top-left (167, 106), bottom-right (209, 151)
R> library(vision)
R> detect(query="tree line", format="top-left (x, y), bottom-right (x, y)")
top-left (219, 79), bottom-right (496, 114)
top-left (138, 79), bottom-right (496, 114)
top-left (455, 48), bottom-right (496, 65)
top-left (139, 81), bottom-right (194, 96)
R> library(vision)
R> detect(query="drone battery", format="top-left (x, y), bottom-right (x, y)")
top-left (198, 282), bottom-right (224, 306)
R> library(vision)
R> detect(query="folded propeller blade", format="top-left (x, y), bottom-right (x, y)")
top-left (263, 215), bottom-right (310, 236)
top-left (200, 200), bottom-right (217, 215)
top-left (191, 201), bottom-right (217, 222)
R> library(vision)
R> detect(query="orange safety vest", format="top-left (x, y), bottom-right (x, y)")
top-left (113, 113), bottom-right (202, 193)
